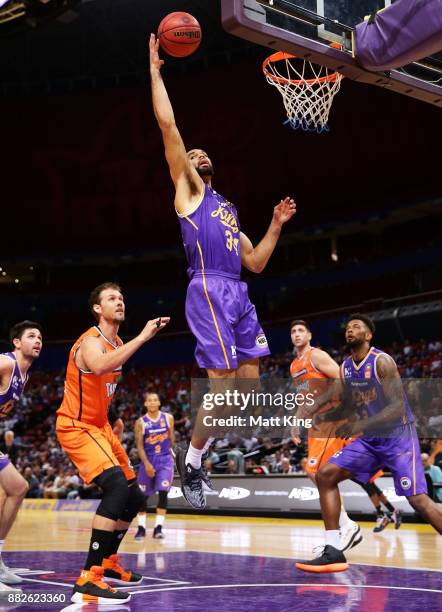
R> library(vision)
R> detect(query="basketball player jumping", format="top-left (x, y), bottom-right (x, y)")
top-left (149, 33), bottom-right (296, 509)
top-left (134, 392), bottom-right (174, 540)
top-left (0, 321), bottom-right (42, 593)
top-left (296, 314), bottom-right (442, 573)
top-left (56, 283), bottom-right (169, 604)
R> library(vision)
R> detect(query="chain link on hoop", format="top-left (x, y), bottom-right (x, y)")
top-left (263, 52), bottom-right (343, 133)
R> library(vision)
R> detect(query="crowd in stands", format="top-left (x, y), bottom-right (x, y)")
top-left (1, 337), bottom-right (442, 502)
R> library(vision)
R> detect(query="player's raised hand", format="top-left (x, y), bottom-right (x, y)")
top-left (149, 33), bottom-right (164, 73)
top-left (140, 317), bottom-right (170, 342)
top-left (273, 197), bottom-right (296, 226)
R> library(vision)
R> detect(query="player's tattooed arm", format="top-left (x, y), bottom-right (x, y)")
top-left (0, 356), bottom-right (14, 392)
top-left (135, 418), bottom-right (155, 477)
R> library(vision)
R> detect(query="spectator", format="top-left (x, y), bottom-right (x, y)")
top-left (422, 453), bottom-right (442, 502)
top-left (295, 457), bottom-right (309, 475)
top-left (279, 457), bottom-right (295, 475)
top-left (23, 466), bottom-right (42, 498)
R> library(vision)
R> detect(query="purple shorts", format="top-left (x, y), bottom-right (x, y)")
top-left (0, 452), bottom-right (10, 472)
top-left (328, 423), bottom-right (427, 497)
top-left (185, 271), bottom-right (270, 370)
top-left (137, 454), bottom-right (174, 497)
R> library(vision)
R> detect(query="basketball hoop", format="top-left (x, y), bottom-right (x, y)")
top-left (262, 51), bottom-right (344, 133)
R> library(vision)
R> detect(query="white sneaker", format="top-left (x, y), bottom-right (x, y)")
top-left (340, 520), bottom-right (363, 551)
top-left (0, 559), bottom-right (23, 584)
top-left (0, 580), bottom-right (22, 594)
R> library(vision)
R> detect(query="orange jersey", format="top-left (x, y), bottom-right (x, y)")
top-left (290, 347), bottom-right (331, 412)
top-left (57, 326), bottom-right (122, 427)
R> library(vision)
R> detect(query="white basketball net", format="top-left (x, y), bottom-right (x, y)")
top-left (263, 53), bottom-right (343, 133)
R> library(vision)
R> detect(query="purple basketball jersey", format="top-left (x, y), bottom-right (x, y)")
top-left (341, 346), bottom-right (414, 434)
top-left (178, 184), bottom-right (241, 279)
top-left (141, 411), bottom-right (171, 458)
top-left (0, 352), bottom-right (28, 419)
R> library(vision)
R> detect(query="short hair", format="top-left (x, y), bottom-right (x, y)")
top-left (9, 320), bottom-right (42, 347)
top-left (290, 319), bottom-right (311, 332)
top-left (144, 391), bottom-right (160, 401)
top-left (88, 282), bottom-right (122, 322)
top-left (347, 313), bottom-right (376, 335)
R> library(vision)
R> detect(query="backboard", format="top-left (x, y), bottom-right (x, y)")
top-left (221, 0), bottom-right (442, 106)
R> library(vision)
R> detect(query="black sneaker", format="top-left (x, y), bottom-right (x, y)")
top-left (201, 451), bottom-right (216, 491)
top-left (175, 446), bottom-right (206, 509)
top-left (373, 512), bottom-right (390, 533)
top-left (153, 525), bottom-right (164, 539)
top-left (134, 526), bottom-right (146, 540)
top-left (296, 545), bottom-right (349, 573)
top-left (71, 566), bottom-right (131, 604)
top-left (391, 509), bottom-right (402, 530)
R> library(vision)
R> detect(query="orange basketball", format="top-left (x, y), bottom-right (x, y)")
top-left (158, 12), bottom-right (202, 58)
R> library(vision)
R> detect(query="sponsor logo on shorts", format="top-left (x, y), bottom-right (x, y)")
top-left (92, 541), bottom-right (99, 550)
top-left (162, 480), bottom-right (170, 488)
top-left (218, 486), bottom-right (250, 500)
top-left (231, 345), bottom-right (237, 357)
top-left (255, 334), bottom-right (268, 348)
top-left (333, 450), bottom-right (343, 458)
top-left (400, 476), bottom-right (412, 490)
top-left (139, 484), bottom-right (146, 493)
top-left (308, 457), bottom-right (317, 466)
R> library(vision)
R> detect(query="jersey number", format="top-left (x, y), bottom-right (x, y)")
top-left (225, 230), bottom-right (239, 256)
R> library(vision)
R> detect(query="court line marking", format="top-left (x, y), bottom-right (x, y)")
top-left (130, 583), bottom-right (442, 596)
top-left (22, 576), bottom-right (191, 589)
top-left (174, 548), bottom-right (442, 573)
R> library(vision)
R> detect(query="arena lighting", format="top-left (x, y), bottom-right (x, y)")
top-left (0, 0), bottom-right (80, 35)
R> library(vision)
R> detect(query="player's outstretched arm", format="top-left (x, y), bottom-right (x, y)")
top-left (149, 34), bottom-right (202, 213)
top-left (240, 197), bottom-right (296, 273)
top-left (80, 317), bottom-right (170, 376)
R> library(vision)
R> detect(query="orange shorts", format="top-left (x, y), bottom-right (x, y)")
top-left (306, 435), bottom-right (349, 475)
top-left (56, 415), bottom-right (135, 484)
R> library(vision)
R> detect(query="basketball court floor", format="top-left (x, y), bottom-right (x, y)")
top-left (4, 509), bottom-right (441, 610)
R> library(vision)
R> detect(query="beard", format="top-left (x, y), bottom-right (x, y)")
top-left (196, 164), bottom-right (214, 177)
top-left (345, 337), bottom-right (364, 351)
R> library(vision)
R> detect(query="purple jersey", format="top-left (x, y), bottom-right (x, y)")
top-left (141, 412), bottom-right (171, 458)
top-left (0, 352), bottom-right (28, 419)
top-left (342, 347), bottom-right (414, 435)
top-left (178, 184), bottom-right (241, 278)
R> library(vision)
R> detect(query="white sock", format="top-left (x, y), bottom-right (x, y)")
top-left (186, 443), bottom-right (204, 469)
top-left (155, 514), bottom-right (165, 528)
top-left (339, 508), bottom-right (351, 527)
top-left (0, 540), bottom-right (4, 554)
top-left (325, 530), bottom-right (341, 549)
top-left (202, 437), bottom-right (215, 454)
top-left (138, 513), bottom-right (146, 528)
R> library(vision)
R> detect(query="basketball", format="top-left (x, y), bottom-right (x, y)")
top-left (158, 12), bottom-right (202, 58)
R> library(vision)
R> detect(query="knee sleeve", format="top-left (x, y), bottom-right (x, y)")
top-left (138, 496), bottom-right (148, 513)
top-left (119, 481), bottom-right (145, 522)
top-left (94, 467), bottom-right (130, 521)
top-left (354, 479), bottom-right (377, 497)
top-left (157, 491), bottom-right (168, 510)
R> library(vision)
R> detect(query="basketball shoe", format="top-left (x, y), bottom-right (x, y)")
top-left (102, 554), bottom-right (143, 585)
top-left (296, 545), bottom-right (349, 573)
top-left (175, 446), bottom-right (206, 509)
top-left (71, 566), bottom-right (130, 604)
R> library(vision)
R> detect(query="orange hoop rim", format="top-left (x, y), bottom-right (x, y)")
top-left (262, 51), bottom-right (342, 86)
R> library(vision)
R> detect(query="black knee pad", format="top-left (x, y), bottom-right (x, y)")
top-left (354, 479), bottom-right (377, 497)
top-left (119, 481), bottom-right (145, 522)
top-left (94, 467), bottom-right (130, 521)
top-left (157, 491), bottom-right (168, 510)
top-left (139, 496), bottom-right (148, 513)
